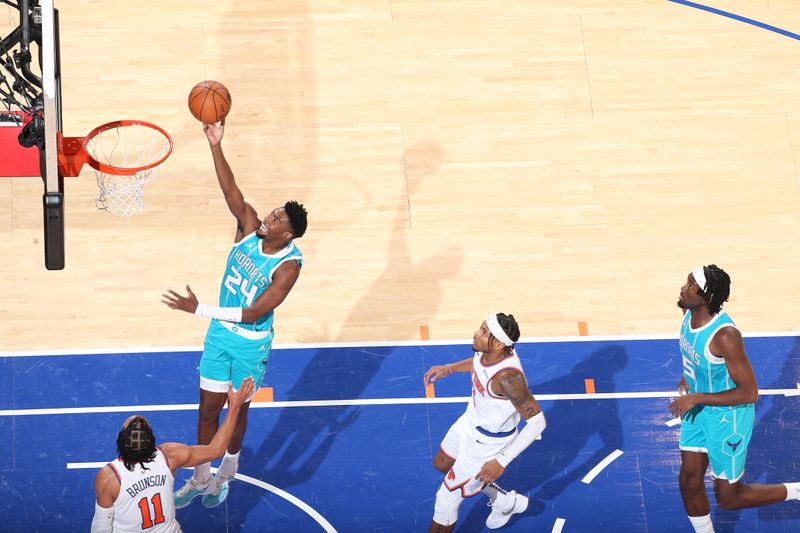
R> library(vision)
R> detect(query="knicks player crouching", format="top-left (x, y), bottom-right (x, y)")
top-left (422, 313), bottom-right (546, 531)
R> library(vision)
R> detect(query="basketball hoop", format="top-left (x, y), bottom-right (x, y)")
top-left (58, 120), bottom-right (173, 216)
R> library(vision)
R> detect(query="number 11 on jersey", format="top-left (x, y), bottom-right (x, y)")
top-left (138, 493), bottom-right (165, 529)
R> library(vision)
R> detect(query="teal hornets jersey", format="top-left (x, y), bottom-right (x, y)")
top-left (679, 310), bottom-right (742, 398)
top-left (215, 231), bottom-right (302, 334)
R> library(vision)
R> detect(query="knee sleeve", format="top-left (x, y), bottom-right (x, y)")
top-left (433, 482), bottom-right (462, 526)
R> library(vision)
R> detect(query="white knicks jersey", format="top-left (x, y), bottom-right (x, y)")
top-left (106, 448), bottom-right (181, 533)
top-left (465, 350), bottom-right (525, 434)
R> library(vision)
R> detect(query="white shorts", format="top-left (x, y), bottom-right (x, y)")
top-left (439, 413), bottom-right (517, 497)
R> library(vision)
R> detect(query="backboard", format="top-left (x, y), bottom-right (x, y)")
top-left (0, 0), bottom-right (63, 269)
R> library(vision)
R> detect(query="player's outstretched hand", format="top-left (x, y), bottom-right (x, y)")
top-left (476, 459), bottom-right (505, 484)
top-left (228, 377), bottom-right (255, 408)
top-left (161, 284), bottom-right (199, 314)
top-left (423, 365), bottom-right (453, 385)
top-left (203, 119), bottom-right (225, 146)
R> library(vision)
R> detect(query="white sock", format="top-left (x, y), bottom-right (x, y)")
top-left (783, 482), bottom-right (800, 501)
top-left (216, 451), bottom-right (240, 479)
top-left (688, 514), bottom-right (715, 533)
top-left (482, 483), bottom-right (513, 512)
top-left (193, 462), bottom-right (211, 485)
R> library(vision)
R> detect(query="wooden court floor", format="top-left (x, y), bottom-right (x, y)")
top-left (1, 1), bottom-right (800, 351)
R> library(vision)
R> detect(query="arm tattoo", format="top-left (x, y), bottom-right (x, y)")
top-left (498, 371), bottom-right (540, 420)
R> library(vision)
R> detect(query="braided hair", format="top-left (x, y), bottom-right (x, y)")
top-left (117, 416), bottom-right (157, 472)
top-left (700, 264), bottom-right (731, 315)
top-left (495, 313), bottom-right (521, 351)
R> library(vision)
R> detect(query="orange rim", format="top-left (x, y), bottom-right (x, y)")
top-left (83, 120), bottom-right (173, 176)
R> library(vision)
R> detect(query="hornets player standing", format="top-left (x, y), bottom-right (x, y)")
top-left (161, 118), bottom-right (308, 510)
top-left (670, 265), bottom-right (800, 533)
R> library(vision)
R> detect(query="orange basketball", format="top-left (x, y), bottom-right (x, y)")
top-left (187, 81), bottom-right (232, 123)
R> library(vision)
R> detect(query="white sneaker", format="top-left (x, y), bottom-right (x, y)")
top-left (174, 476), bottom-right (211, 509)
top-left (485, 491), bottom-right (528, 529)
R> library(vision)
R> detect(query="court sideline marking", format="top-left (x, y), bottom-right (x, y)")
top-left (668, 0), bottom-right (800, 41)
top-left (2, 329), bottom-right (798, 358)
top-left (3, 388), bottom-right (798, 417)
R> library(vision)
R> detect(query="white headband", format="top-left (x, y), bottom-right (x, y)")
top-left (692, 267), bottom-right (707, 291)
top-left (486, 314), bottom-right (514, 347)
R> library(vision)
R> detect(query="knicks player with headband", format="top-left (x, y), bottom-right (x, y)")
top-left (671, 265), bottom-right (800, 533)
top-left (423, 313), bottom-right (546, 531)
top-left (90, 378), bottom-right (254, 533)
top-left (160, 118), bottom-right (308, 510)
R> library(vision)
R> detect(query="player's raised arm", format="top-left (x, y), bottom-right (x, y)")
top-left (204, 120), bottom-right (260, 234)
top-left (162, 377), bottom-right (255, 471)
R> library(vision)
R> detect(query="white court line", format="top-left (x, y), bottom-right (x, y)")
top-left (235, 473), bottom-right (336, 532)
top-left (581, 449), bottom-right (624, 484)
top-left (552, 517), bottom-right (566, 533)
top-left (665, 383), bottom-right (800, 426)
top-left (67, 463), bottom-right (337, 532)
top-left (67, 462), bottom-right (106, 469)
top-left (3, 388), bottom-right (800, 417)
top-left (2, 330), bottom-right (799, 357)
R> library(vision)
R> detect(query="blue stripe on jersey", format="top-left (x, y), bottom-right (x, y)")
top-left (216, 232), bottom-right (303, 333)
top-left (679, 310), bottom-right (736, 395)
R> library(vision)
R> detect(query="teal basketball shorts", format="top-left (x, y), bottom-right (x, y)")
top-left (198, 321), bottom-right (274, 394)
top-left (679, 403), bottom-right (755, 482)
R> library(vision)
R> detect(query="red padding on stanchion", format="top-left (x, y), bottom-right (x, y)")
top-left (0, 112), bottom-right (39, 177)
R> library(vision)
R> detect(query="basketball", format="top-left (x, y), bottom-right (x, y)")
top-left (187, 80), bottom-right (232, 123)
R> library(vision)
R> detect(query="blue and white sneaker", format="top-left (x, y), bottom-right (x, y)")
top-left (202, 476), bottom-right (231, 508)
top-left (174, 477), bottom-right (211, 509)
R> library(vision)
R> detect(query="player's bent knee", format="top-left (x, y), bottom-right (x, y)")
top-left (433, 456), bottom-right (451, 474)
top-left (433, 483), bottom-right (462, 526)
top-left (716, 491), bottom-right (741, 510)
top-left (714, 485), bottom-right (741, 510)
top-left (717, 498), bottom-right (736, 510)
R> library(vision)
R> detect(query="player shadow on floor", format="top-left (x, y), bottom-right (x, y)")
top-left (457, 344), bottom-right (629, 530)
top-left (711, 337), bottom-right (800, 532)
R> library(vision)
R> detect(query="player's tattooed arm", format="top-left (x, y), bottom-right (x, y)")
top-left (495, 370), bottom-right (542, 420)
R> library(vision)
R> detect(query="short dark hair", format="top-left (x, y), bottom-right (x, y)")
top-left (700, 265), bottom-right (731, 315)
top-left (496, 313), bottom-right (521, 344)
top-left (116, 417), bottom-right (157, 472)
top-left (284, 201), bottom-right (308, 238)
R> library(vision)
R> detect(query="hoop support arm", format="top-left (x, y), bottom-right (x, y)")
top-left (57, 133), bottom-right (88, 177)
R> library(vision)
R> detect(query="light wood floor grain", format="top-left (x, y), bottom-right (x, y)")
top-left (2, 1), bottom-right (799, 350)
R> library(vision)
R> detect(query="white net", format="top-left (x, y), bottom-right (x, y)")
top-left (86, 122), bottom-right (172, 217)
